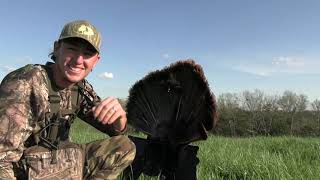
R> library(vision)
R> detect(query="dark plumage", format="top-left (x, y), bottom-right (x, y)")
top-left (126, 60), bottom-right (218, 145)
top-left (123, 60), bottom-right (218, 179)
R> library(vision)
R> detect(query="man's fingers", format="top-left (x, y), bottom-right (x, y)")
top-left (99, 103), bottom-right (121, 124)
top-left (93, 97), bottom-right (116, 118)
top-left (96, 107), bottom-right (110, 123)
top-left (92, 97), bottom-right (126, 131)
top-left (106, 110), bottom-right (121, 125)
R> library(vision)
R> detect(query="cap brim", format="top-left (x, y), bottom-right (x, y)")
top-left (59, 36), bottom-right (100, 53)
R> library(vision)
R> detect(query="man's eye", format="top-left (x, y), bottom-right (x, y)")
top-left (84, 52), bottom-right (95, 57)
top-left (68, 47), bottom-right (77, 51)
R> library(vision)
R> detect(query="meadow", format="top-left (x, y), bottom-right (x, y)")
top-left (70, 119), bottom-right (320, 180)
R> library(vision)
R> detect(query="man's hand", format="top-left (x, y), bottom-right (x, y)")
top-left (92, 97), bottom-right (127, 132)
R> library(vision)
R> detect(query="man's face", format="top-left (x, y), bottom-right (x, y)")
top-left (53, 38), bottom-right (100, 86)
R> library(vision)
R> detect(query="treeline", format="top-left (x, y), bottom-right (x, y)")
top-left (214, 89), bottom-right (320, 137)
top-left (118, 89), bottom-right (320, 137)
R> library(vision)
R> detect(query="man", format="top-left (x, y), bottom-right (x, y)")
top-left (0, 20), bottom-right (136, 180)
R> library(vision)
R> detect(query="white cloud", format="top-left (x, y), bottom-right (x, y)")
top-left (162, 53), bottom-right (170, 59)
top-left (0, 64), bottom-right (16, 73)
top-left (0, 56), bottom-right (34, 75)
top-left (232, 65), bottom-right (272, 77)
top-left (98, 72), bottom-right (114, 79)
top-left (272, 56), bottom-right (305, 68)
top-left (233, 56), bottom-right (319, 76)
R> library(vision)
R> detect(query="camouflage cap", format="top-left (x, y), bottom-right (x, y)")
top-left (59, 20), bottom-right (101, 53)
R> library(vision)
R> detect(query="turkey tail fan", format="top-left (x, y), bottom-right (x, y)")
top-left (126, 60), bottom-right (218, 145)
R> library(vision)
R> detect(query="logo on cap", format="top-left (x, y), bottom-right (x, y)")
top-left (78, 25), bottom-right (94, 36)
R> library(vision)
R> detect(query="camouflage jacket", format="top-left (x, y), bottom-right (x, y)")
top-left (0, 63), bottom-right (121, 179)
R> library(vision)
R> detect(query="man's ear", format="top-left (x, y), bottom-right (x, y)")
top-left (53, 41), bottom-right (60, 57)
top-left (93, 55), bottom-right (101, 67)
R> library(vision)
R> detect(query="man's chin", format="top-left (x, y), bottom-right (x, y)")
top-left (65, 76), bottom-right (84, 84)
top-left (67, 78), bottom-right (82, 83)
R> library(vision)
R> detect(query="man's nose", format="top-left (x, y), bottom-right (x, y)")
top-left (75, 53), bottom-right (85, 64)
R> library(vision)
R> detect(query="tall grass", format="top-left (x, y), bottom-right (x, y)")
top-left (195, 136), bottom-right (320, 179)
top-left (70, 119), bottom-right (320, 179)
top-left (70, 119), bottom-right (108, 143)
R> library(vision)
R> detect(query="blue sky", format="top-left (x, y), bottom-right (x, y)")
top-left (0, 0), bottom-right (319, 101)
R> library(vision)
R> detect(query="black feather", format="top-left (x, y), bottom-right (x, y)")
top-left (126, 60), bottom-right (218, 145)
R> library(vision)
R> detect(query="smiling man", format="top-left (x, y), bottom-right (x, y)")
top-left (0, 20), bottom-right (135, 180)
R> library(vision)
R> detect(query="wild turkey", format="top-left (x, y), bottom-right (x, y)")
top-left (122, 60), bottom-right (218, 180)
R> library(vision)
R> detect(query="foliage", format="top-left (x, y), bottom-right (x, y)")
top-left (213, 90), bottom-right (319, 137)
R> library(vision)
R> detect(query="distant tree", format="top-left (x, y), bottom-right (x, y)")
top-left (296, 94), bottom-right (308, 112)
top-left (217, 93), bottom-right (240, 136)
top-left (277, 91), bottom-right (301, 135)
top-left (242, 89), bottom-right (264, 135)
top-left (295, 94), bottom-right (309, 133)
top-left (311, 99), bottom-right (320, 135)
top-left (261, 95), bottom-right (279, 135)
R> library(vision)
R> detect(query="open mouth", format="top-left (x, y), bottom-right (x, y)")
top-left (67, 64), bottom-right (84, 74)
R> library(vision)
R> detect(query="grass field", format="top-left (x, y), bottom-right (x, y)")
top-left (70, 119), bottom-right (320, 180)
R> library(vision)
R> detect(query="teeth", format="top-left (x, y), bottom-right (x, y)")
top-left (68, 65), bottom-right (83, 73)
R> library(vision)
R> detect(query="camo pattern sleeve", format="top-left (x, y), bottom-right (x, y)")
top-left (0, 65), bottom-right (49, 180)
top-left (77, 80), bottom-right (123, 136)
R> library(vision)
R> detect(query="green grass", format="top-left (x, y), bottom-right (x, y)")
top-left (195, 137), bottom-right (320, 180)
top-left (69, 119), bottom-right (108, 143)
top-left (70, 119), bottom-right (320, 180)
